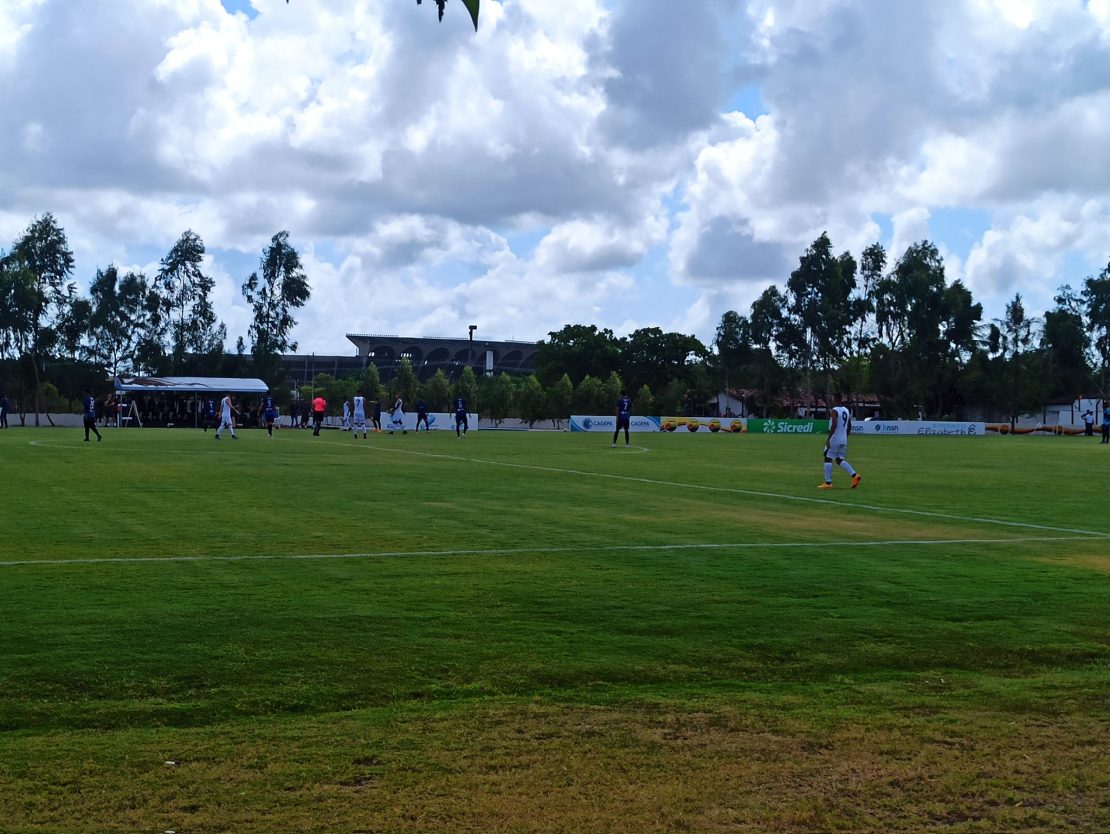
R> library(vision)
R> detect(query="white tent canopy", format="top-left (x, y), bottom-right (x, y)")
top-left (114, 376), bottom-right (269, 394)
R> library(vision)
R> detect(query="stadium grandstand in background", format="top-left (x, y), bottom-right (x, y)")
top-left (277, 333), bottom-right (538, 387)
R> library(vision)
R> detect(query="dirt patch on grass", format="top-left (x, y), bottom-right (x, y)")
top-left (4, 700), bottom-right (1107, 833)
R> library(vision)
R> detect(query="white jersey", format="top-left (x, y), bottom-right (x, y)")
top-left (353, 396), bottom-right (366, 419)
top-left (342, 401), bottom-right (351, 418)
top-left (830, 406), bottom-right (851, 445)
top-left (220, 396), bottom-right (233, 423)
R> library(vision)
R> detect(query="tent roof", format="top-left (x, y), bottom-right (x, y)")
top-left (114, 376), bottom-right (270, 394)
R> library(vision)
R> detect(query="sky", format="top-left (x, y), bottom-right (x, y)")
top-left (3, 0), bottom-right (1110, 355)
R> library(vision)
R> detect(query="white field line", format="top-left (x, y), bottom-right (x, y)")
top-left (26, 437), bottom-right (1110, 539)
top-left (362, 444), bottom-right (1110, 540)
top-left (0, 536), bottom-right (1100, 568)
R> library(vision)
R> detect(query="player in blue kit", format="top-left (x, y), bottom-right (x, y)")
top-left (453, 396), bottom-right (468, 438)
top-left (414, 398), bottom-right (430, 432)
top-left (612, 391), bottom-right (632, 447)
top-left (372, 399), bottom-right (382, 433)
top-left (202, 397), bottom-right (217, 432)
top-left (258, 391), bottom-right (278, 437)
top-left (82, 390), bottom-right (103, 442)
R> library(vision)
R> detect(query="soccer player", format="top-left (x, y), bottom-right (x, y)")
top-left (0, 392), bottom-right (8, 429)
top-left (352, 391), bottom-right (368, 438)
top-left (214, 394), bottom-right (238, 440)
top-left (612, 390), bottom-right (632, 447)
top-left (202, 397), bottom-right (217, 432)
top-left (389, 395), bottom-right (407, 434)
top-left (819, 402), bottom-right (860, 489)
top-left (1083, 410), bottom-right (1095, 436)
top-left (453, 395), bottom-right (468, 438)
top-left (312, 395), bottom-right (326, 436)
top-left (414, 398), bottom-right (430, 432)
top-left (372, 399), bottom-right (382, 433)
top-left (342, 398), bottom-right (352, 432)
top-left (82, 390), bottom-right (102, 442)
top-left (1102, 403), bottom-right (1110, 445)
top-left (259, 391), bottom-right (278, 438)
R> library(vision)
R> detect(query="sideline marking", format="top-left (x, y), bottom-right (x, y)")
top-left (0, 536), bottom-right (1098, 568)
top-left (362, 444), bottom-right (1110, 540)
top-left (26, 436), bottom-right (1110, 539)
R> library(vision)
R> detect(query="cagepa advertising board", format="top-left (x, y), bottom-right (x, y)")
top-left (570, 415), bottom-right (661, 432)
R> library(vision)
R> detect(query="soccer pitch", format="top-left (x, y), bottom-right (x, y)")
top-left (1, 427), bottom-right (1107, 832)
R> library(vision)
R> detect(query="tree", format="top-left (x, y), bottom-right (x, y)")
top-left (392, 357), bottom-right (419, 404)
top-left (602, 371), bottom-right (623, 414)
top-left (1041, 285), bottom-right (1090, 401)
top-left (516, 375), bottom-right (546, 427)
top-left (635, 384), bottom-right (655, 418)
top-left (421, 368), bottom-right (452, 411)
top-left (749, 286), bottom-right (788, 416)
top-left (159, 230), bottom-right (225, 373)
top-left (10, 214), bottom-right (76, 424)
top-left (781, 233), bottom-right (857, 405)
top-left (712, 310), bottom-right (752, 393)
top-left (573, 375), bottom-right (607, 415)
top-left (482, 372), bottom-right (515, 426)
top-left (1082, 263), bottom-right (1110, 398)
top-left (546, 373), bottom-right (573, 428)
top-left (88, 266), bottom-right (168, 378)
top-left (535, 324), bottom-right (622, 386)
top-left (242, 231), bottom-right (311, 387)
top-left (619, 327), bottom-right (707, 394)
top-left (988, 293), bottom-right (1046, 430)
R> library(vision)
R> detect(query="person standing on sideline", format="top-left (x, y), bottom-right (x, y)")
top-left (1102, 403), bottom-right (1110, 445)
top-left (389, 394), bottom-right (406, 434)
top-left (259, 391), bottom-right (278, 438)
top-left (312, 395), bottom-right (327, 436)
top-left (0, 392), bottom-right (9, 428)
top-left (1083, 409), bottom-right (1095, 437)
top-left (372, 399), bottom-right (382, 432)
top-left (453, 395), bottom-right (469, 438)
top-left (214, 394), bottom-right (238, 440)
top-left (819, 401), bottom-right (860, 489)
top-left (82, 390), bottom-right (102, 442)
top-left (414, 398), bottom-right (430, 432)
top-left (352, 391), bottom-right (368, 438)
top-left (342, 398), bottom-right (352, 432)
top-left (201, 397), bottom-right (216, 432)
top-left (612, 390), bottom-right (633, 447)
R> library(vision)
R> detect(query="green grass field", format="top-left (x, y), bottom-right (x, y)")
top-left (1, 425), bottom-right (1108, 833)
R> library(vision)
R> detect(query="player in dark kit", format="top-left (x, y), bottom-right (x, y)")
top-left (202, 397), bottom-right (217, 432)
top-left (82, 390), bottom-right (103, 442)
top-left (453, 396), bottom-right (468, 438)
top-left (372, 399), bottom-right (382, 433)
top-left (414, 399), bottom-right (430, 432)
top-left (612, 391), bottom-right (632, 447)
top-left (259, 392), bottom-right (278, 437)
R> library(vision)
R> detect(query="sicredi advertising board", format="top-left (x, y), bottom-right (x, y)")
top-left (854, 420), bottom-right (985, 436)
top-left (746, 418), bottom-right (829, 434)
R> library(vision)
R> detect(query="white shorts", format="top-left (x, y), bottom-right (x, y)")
top-left (825, 441), bottom-right (847, 460)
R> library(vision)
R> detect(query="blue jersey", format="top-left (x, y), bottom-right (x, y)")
top-left (617, 396), bottom-right (632, 418)
top-left (204, 399), bottom-right (216, 418)
top-left (416, 400), bottom-right (428, 415)
top-left (263, 395), bottom-right (275, 412)
top-left (1103, 407), bottom-right (1110, 426)
top-left (83, 396), bottom-right (95, 419)
top-left (454, 397), bottom-right (467, 415)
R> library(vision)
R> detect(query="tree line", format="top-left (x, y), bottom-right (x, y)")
top-left (533, 233), bottom-right (1110, 425)
top-left (3, 215), bottom-right (1108, 426)
top-left (0, 214), bottom-right (309, 423)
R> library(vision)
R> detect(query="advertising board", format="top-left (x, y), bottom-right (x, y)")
top-left (855, 420), bottom-right (985, 436)
top-left (570, 415), bottom-right (661, 432)
top-left (746, 418), bottom-right (829, 434)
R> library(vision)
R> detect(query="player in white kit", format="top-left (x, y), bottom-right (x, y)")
top-left (342, 399), bottom-right (352, 431)
top-left (389, 395), bottom-right (406, 434)
top-left (352, 393), bottom-right (368, 438)
top-left (819, 403), bottom-right (860, 489)
top-left (214, 394), bottom-right (238, 440)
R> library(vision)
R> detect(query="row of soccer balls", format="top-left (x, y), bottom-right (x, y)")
top-left (660, 418), bottom-right (745, 433)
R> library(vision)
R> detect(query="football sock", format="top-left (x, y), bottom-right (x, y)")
top-left (824, 462), bottom-right (833, 483)
top-left (839, 460), bottom-right (856, 476)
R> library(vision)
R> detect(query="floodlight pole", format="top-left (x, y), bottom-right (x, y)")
top-left (468, 324), bottom-right (477, 375)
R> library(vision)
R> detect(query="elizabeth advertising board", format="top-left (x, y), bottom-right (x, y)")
top-left (855, 420), bottom-right (985, 436)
